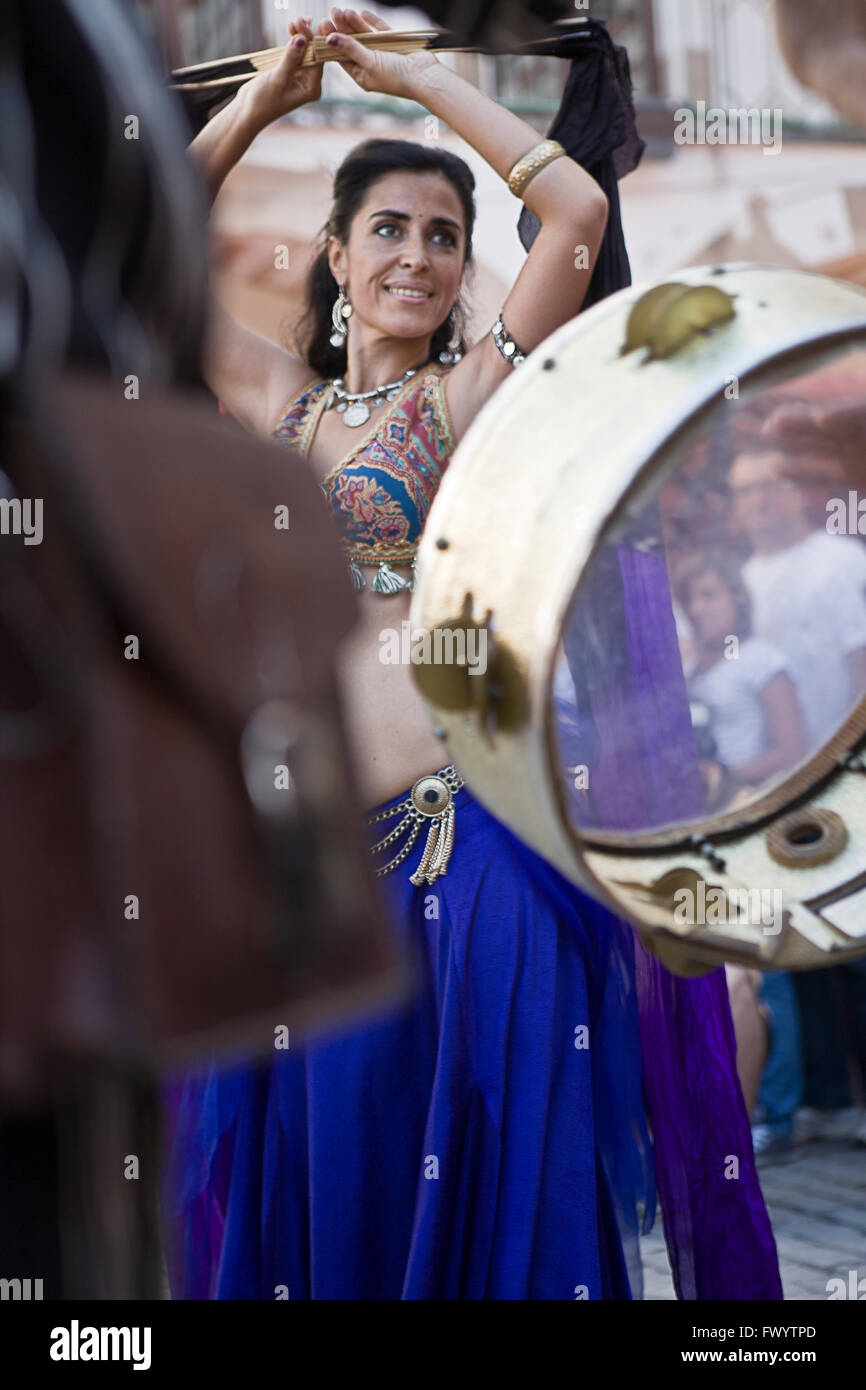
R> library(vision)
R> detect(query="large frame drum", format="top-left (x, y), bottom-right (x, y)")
top-left (411, 265), bottom-right (866, 976)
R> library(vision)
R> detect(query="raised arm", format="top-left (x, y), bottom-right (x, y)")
top-left (188, 16), bottom-right (335, 436)
top-left (326, 9), bottom-right (609, 440)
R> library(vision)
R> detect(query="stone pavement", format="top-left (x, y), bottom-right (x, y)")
top-left (640, 1140), bottom-right (866, 1300)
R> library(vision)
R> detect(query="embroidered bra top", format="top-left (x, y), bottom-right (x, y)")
top-left (273, 362), bottom-right (456, 596)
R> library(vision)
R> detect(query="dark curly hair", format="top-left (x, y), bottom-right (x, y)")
top-left (674, 547), bottom-right (754, 641)
top-left (295, 138), bottom-right (476, 379)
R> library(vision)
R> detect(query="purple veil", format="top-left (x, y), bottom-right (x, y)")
top-left (527, 23), bottom-right (782, 1299)
top-left (573, 546), bottom-right (781, 1299)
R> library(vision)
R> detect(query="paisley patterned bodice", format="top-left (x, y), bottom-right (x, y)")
top-left (273, 362), bottom-right (456, 595)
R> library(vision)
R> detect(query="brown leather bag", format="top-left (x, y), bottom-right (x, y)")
top-left (0, 370), bottom-right (403, 1104)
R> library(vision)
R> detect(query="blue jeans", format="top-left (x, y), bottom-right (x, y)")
top-left (756, 972), bottom-right (803, 1138)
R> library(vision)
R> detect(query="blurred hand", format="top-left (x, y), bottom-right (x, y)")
top-left (324, 7), bottom-right (441, 101)
top-left (775, 0), bottom-right (866, 127)
top-left (243, 15), bottom-right (334, 127)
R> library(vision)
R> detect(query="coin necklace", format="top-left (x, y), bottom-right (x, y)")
top-left (325, 365), bottom-right (419, 429)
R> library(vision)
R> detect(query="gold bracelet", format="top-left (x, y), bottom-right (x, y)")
top-left (506, 139), bottom-right (567, 199)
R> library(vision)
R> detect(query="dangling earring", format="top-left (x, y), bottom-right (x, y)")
top-left (330, 284), bottom-right (353, 348)
top-left (439, 306), bottom-right (463, 365)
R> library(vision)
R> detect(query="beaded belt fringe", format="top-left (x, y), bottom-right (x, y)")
top-left (366, 764), bottom-right (465, 885)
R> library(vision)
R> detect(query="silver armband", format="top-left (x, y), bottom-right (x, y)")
top-left (491, 313), bottom-right (526, 367)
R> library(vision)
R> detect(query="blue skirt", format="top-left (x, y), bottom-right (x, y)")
top-left (162, 778), bottom-right (656, 1300)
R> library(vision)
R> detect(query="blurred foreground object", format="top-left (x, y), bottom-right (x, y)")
top-left (0, 0), bottom-right (397, 1297)
top-left (1, 376), bottom-right (400, 1103)
top-left (412, 265), bottom-right (866, 978)
top-left (0, 0), bottom-right (397, 1111)
top-left (775, 0), bottom-right (866, 128)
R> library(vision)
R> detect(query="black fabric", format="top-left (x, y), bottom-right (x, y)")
top-left (0, 1110), bottom-right (64, 1300)
top-left (523, 22), bottom-right (647, 797)
top-left (399, 0), bottom-right (570, 44)
top-left (517, 18), bottom-right (645, 307)
top-left (793, 962), bottom-right (866, 1110)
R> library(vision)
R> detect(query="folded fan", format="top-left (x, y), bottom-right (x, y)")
top-left (170, 28), bottom-right (443, 92)
top-left (169, 22), bottom-right (593, 125)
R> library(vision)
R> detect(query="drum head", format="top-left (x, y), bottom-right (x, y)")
top-left (552, 338), bottom-right (866, 845)
top-left (413, 266), bottom-right (866, 971)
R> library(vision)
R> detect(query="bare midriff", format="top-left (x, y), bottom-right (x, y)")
top-left (298, 398), bottom-right (452, 814)
top-left (334, 573), bottom-right (449, 814)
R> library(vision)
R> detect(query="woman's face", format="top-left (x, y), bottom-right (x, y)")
top-left (328, 170), bottom-right (467, 347)
top-left (685, 569), bottom-right (740, 645)
top-left (729, 450), bottom-right (809, 550)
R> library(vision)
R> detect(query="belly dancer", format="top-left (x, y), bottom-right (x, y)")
top-left (163, 8), bottom-right (782, 1300)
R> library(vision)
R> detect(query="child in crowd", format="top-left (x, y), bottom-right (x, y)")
top-left (677, 549), bottom-right (806, 1162)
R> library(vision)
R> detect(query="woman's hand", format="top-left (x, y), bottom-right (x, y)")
top-left (325, 8), bottom-right (441, 101)
top-left (242, 15), bottom-right (334, 128)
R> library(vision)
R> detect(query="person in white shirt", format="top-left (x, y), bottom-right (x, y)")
top-left (728, 446), bottom-right (866, 751)
top-left (676, 545), bottom-right (811, 1164)
top-left (676, 549), bottom-right (806, 801)
top-left (728, 421), bottom-right (866, 1151)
